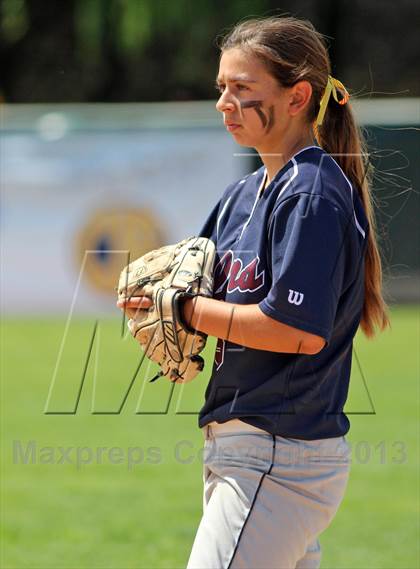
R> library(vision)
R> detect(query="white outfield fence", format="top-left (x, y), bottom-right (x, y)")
top-left (1, 99), bottom-right (419, 315)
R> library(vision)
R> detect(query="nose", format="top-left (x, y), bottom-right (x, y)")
top-left (216, 90), bottom-right (236, 114)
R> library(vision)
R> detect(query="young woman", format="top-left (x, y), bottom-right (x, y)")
top-left (120, 16), bottom-right (389, 569)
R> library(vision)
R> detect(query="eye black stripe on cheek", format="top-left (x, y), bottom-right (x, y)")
top-left (266, 106), bottom-right (275, 133)
top-left (240, 100), bottom-right (267, 129)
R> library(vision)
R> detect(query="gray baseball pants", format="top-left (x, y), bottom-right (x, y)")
top-left (187, 419), bottom-right (350, 569)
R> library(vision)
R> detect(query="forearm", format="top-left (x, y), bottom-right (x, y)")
top-left (182, 296), bottom-right (322, 354)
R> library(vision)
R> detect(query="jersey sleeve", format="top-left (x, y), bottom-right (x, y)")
top-left (259, 193), bottom-right (351, 343)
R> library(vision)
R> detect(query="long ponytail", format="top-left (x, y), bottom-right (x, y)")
top-left (220, 16), bottom-right (390, 338)
top-left (316, 99), bottom-right (390, 337)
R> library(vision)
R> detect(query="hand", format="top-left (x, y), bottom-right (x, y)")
top-left (117, 296), bottom-right (153, 320)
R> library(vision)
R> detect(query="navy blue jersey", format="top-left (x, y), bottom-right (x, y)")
top-left (198, 145), bottom-right (369, 440)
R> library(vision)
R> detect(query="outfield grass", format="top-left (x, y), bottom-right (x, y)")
top-left (1, 305), bottom-right (419, 569)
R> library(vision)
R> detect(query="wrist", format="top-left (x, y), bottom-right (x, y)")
top-left (179, 295), bottom-right (196, 333)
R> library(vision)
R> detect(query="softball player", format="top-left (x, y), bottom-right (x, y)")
top-left (121, 15), bottom-right (389, 569)
top-left (182, 16), bottom-right (389, 569)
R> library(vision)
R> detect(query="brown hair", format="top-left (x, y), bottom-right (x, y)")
top-left (220, 16), bottom-right (390, 338)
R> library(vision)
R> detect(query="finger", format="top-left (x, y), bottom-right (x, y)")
top-left (117, 297), bottom-right (152, 309)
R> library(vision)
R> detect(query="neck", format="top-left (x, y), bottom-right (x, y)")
top-left (257, 129), bottom-right (317, 183)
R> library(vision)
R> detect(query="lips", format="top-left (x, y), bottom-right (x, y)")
top-left (225, 122), bottom-right (242, 132)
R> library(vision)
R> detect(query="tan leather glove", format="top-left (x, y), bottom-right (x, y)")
top-left (117, 237), bottom-right (216, 384)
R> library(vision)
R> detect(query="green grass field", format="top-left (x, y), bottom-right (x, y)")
top-left (1, 305), bottom-right (419, 569)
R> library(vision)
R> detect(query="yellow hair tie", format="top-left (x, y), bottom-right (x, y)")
top-left (315, 75), bottom-right (350, 127)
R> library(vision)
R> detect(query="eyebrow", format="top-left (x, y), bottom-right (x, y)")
top-left (215, 75), bottom-right (258, 84)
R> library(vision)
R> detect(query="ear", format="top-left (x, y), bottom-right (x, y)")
top-left (288, 81), bottom-right (313, 117)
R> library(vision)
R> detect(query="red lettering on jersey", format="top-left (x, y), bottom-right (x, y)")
top-left (215, 251), bottom-right (265, 295)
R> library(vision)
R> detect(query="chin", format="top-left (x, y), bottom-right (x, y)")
top-left (231, 132), bottom-right (257, 148)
